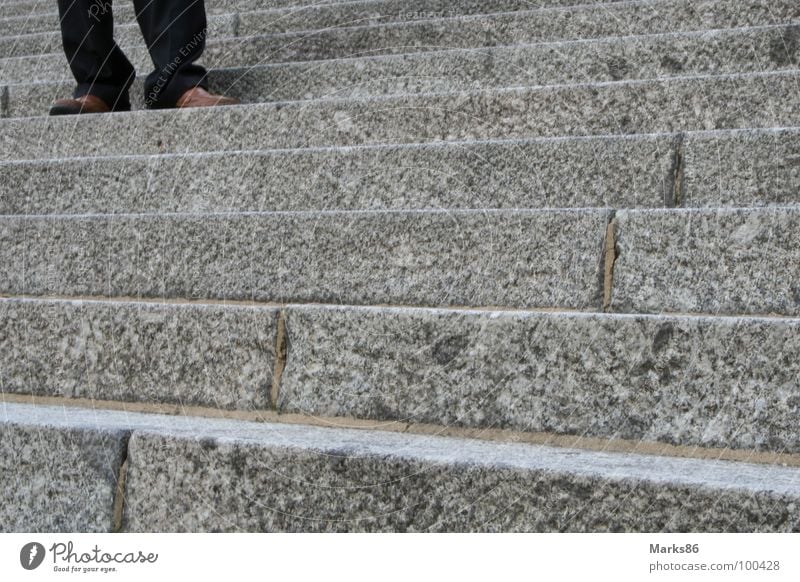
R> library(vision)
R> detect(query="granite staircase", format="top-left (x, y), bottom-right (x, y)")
top-left (1, 0), bottom-right (799, 531)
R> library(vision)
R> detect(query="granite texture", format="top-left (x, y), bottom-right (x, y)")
top-left (683, 128), bottom-right (800, 207)
top-left (0, 209), bottom-right (609, 309)
top-left (0, 298), bottom-right (278, 409)
top-left (279, 305), bottom-right (800, 452)
top-left (231, 0), bottom-right (800, 64)
top-left (1, 71), bottom-right (798, 159)
top-left (0, 136), bottom-right (675, 213)
top-left (10, 24), bottom-right (800, 117)
top-left (2, 0), bottom-right (798, 83)
top-left (0, 419), bottom-right (126, 532)
top-left (210, 24), bottom-right (800, 101)
top-left (0, 0), bottom-right (628, 37)
top-left (19, 23), bottom-right (800, 116)
top-left (0, 0), bottom-right (361, 20)
top-left (2, 128), bottom-right (795, 214)
top-left (126, 409), bottom-right (800, 532)
top-left (0, 15), bottom-right (235, 59)
top-left (613, 207), bottom-right (800, 316)
top-left (5, 401), bottom-right (797, 532)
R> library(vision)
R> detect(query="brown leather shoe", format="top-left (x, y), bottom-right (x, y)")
top-left (175, 87), bottom-right (239, 108)
top-left (49, 94), bottom-right (111, 116)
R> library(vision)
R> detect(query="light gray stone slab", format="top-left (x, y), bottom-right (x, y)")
top-left (1, 71), bottom-right (798, 159)
top-left (0, 136), bottom-right (676, 213)
top-left (2, 0), bottom-right (798, 83)
top-left (1, 129), bottom-right (794, 214)
top-left (0, 15), bottom-right (236, 59)
top-left (613, 207), bottom-right (800, 315)
top-left (127, 428), bottom-right (800, 532)
top-left (7, 24), bottom-right (798, 118)
top-left (0, 0), bottom-right (362, 20)
top-left (0, 209), bottom-right (609, 309)
top-left (0, 298), bottom-right (278, 409)
top-left (280, 305), bottom-right (800, 452)
top-left (5, 402), bottom-right (798, 532)
top-left (0, 413), bottom-right (126, 532)
top-left (232, 0), bottom-right (800, 64)
top-left (683, 128), bottom-right (800, 207)
top-left (0, 0), bottom-right (629, 36)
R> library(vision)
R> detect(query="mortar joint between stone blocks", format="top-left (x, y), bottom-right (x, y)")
top-left (270, 309), bottom-right (288, 411)
top-left (112, 434), bottom-right (131, 533)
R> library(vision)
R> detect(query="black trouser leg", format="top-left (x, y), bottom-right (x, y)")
top-left (134, 0), bottom-right (209, 108)
top-left (57, 0), bottom-right (134, 110)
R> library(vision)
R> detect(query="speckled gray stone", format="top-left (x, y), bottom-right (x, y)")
top-left (0, 209), bottom-right (609, 308)
top-left (126, 429), bottom-right (800, 532)
top-left (6, 402), bottom-right (796, 532)
top-left (279, 304), bottom-right (800, 452)
top-left (1, 71), bottom-right (798, 159)
top-left (0, 15), bottom-right (235, 59)
top-left (0, 298), bottom-right (278, 408)
top-left (2, 0), bottom-right (797, 83)
top-left (2, 129), bottom-right (794, 214)
top-left (2, 402), bottom-right (797, 532)
top-left (0, 0), bottom-right (360, 20)
top-left (683, 128), bottom-right (800, 207)
top-left (7, 24), bottom-right (798, 117)
top-left (0, 0), bottom-right (628, 36)
top-left (0, 413), bottom-right (126, 532)
top-left (613, 207), bottom-right (800, 315)
top-left (0, 136), bottom-right (676, 213)
top-left (37, 403), bottom-right (792, 533)
top-left (232, 0), bottom-right (800, 64)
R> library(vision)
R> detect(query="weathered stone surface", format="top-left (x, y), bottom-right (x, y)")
top-left (0, 209), bottom-right (609, 308)
top-left (233, 0), bottom-right (800, 64)
top-left (0, 136), bottom-right (675, 213)
top-left (0, 298), bottom-right (278, 409)
top-left (1, 71), bottom-right (798, 159)
top-left (280, 305), bottom-right (800, 452)
top-left (2, 129), bottom-right (795, 213)
top-left (0, 0), bottom-right (629, 36)
top-left (119, 408), bottom-right (800, 532)
top-left (683, 128), bottom-right (800, 207)
top-left (0, 15), bottom-right (236, 58)
top-left (2, 0), bottom-right (797, 83)
top-left (0, 407), bottom-right (127, 532)
top-left (0, 0), bottom-right (367, 21)
top-left (613, 207), bottom-right (800, 315)
top-left (8, 24), bottom-right (798, 117)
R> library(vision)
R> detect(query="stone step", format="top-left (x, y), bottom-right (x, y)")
top-left (0, 0), bottom-right (628, 37)
top-left (612, 207), bottom-right (800, 316)
top-left (1, 128), bottom-right (797, 215)
top-left (1, 71), bottom-right (797, 160)
top-left (0, 134), bottom-right (678, 214)
top-left (4, 298), bottom-right (799, 453)
top-left (5, 24), bottom-right (798, 118)
top-left (1, 0), bottom-right (797, 82)
top-left (0, 0), bottom-right (358, 20)
top-left (0, 298), bottom-right (279, 409)
top-left (0, 14), bottom-right (237, 59)
top-left (2, 402), bottom-right (799, 531)
top-left (279, 305), bottom-right (800, 452)
top-left (0, 208), bottom-right (611, 309)
top-left (4, 211), bottom-right (797, 313)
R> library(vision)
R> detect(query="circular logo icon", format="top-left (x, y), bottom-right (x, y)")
top-left (20, 542), bottom-right (46, 570)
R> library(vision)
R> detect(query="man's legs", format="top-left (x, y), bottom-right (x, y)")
top-left (56, 0), bottom-right (135, 111)
top-left (134, 0), bottom-right (211, 108)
